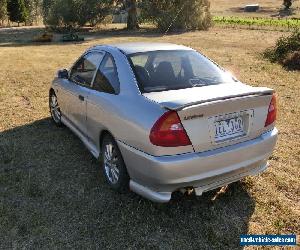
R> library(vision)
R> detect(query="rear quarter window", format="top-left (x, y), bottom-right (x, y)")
top-left (92, 53), bottom-right (120, 94)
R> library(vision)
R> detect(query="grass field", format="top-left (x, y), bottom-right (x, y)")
top-left (0, 27), bottom-right (299, 249)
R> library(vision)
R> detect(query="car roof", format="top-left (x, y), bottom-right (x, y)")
top-left (92, 42), bottom-right (193, 55)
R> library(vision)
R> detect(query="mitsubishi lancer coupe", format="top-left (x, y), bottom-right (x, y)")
top-left (49, 43), bottom-right (278, 202)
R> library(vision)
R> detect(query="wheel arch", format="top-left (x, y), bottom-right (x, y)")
top-left (99, 129), bottom-right (130, 176)
top-left (49, 87), bottom-right (55, 95)
top-left (99, 130), bottom-right (114, 151)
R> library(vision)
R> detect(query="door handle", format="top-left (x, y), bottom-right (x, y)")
top-left (78, 95), bottom-right (84, 101)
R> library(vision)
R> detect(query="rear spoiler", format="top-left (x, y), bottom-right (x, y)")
top-left (160, 89), bottom-right (274, 111)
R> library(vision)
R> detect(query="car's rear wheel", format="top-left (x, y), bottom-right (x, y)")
top-left (49, 90), bottom-right (63, 126)
top-left (101, 134), bottom-right (129, 192)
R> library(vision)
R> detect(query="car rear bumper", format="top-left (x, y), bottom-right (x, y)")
top-left (117, 128), bottom-right (278, 203)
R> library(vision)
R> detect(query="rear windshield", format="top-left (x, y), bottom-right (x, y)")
top-left (128, 50), bottom-right (236, 93)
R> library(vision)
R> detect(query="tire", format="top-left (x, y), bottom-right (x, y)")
top-left (49, 90), bottom-right (63, 127)
top-left (100, 134), bottom-right (129, 193)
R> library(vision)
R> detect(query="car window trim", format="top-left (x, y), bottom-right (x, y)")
top-left (69, 51), bottom-right (105, 89)
top-left (91, 52), bottom-right (120, 95)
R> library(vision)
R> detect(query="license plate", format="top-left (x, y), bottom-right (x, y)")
top-left (214, 116), bottom-right (245, 142)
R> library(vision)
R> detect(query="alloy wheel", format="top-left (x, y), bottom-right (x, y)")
top-left (103, 143), bottom-right (120, 184)
top-left (50, 93), bottom-right (61, 123)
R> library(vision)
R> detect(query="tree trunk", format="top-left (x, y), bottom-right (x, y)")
top-left (127, 0), bottom-right (139, 30)
top-left (283, 0), bottom-right (292, 10)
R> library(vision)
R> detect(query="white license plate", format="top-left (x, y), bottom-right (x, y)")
top-left (214, 116), bottom-right (245, 142)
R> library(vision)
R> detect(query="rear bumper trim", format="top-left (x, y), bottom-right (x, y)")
top-left (194, 162), bottom-right (268, 195)
top-left (130, 162), bottom-right (268, 203)
top-left (119, 128), bottom-right (277, 202)
top-left (130, 180), bottom-right (172, 203)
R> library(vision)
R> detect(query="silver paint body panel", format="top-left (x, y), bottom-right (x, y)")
top-left (119, 128), bottom-right (277, 188)
top-left (51, 43), bottom-right (278, 202)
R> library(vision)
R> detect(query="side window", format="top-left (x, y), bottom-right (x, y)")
top-left (70, 52), bottom-right (103, 87)
top-left (92, 54), bottom-right (120, 94)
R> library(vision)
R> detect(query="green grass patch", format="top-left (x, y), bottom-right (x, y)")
top-left (213, 16), bottom-right (300, 29)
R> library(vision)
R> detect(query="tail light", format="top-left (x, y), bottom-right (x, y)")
top-left (150, 110), bottom-right (191, 147)
top-left (265, 94), bottom-right (277, 127)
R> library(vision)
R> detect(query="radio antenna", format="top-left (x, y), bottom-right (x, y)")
top-left (163, 2), bottom-right (187, 36)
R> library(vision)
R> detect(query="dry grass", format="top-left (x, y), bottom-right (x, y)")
top-left (0, 27), bottom-right (299, 249)
top-left (211, 0), bottom-right (300, 18)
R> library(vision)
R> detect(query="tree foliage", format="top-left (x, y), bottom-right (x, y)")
top-left (41, 0), bottom-right (53, 20)
top-left (24, 0), bottom-right (41, 24)
top-left (41, 0), bottom-right (212, 31)
top-left (0, 0), bottom-right (7, 23)
top-left (43, 0), bottom-right (112, 29)
top-left (7, 0), bottom-right (28, 24)
top-left (140, 0), bottom-right (212, 32)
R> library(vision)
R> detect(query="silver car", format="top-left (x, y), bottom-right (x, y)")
top-left (49, 42), bottom-right (278, 202)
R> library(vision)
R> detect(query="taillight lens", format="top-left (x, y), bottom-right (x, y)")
top-left (265, 94), bottom-right (277, 127)
top-left (150, 110), bottom-right (191, 147)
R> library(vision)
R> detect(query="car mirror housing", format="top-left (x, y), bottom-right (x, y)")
top-left (57, 69), bottom-right (69, 79)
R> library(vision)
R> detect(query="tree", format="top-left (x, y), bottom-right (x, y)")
top-left (126, 0), bottom-right (139, 30)
top-left (42, 0), bottom-right (54, 20)
top-left (7, 0), bottom-right (28, 25)
top-left (32, 0), bottom-right (42, 24)
top-left (43, 0), bottom-right (112, 29)
top-left (0, 0), bottom-right (7, 25)
top-left (283, 0), bottom-right (292, 10)
top-left (141, 0), bottom-right (211, 32)
top-left (75, 0), bottom-right (112, 27)
top-left (24, 0), bottom-right (41, 25)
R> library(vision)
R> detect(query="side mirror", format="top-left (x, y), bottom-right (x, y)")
top-left (57, 69), bottom-right (69, 79)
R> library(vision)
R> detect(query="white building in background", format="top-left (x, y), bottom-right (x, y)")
top-left (113, 10), bottom-right (128, 23)
top-left (112, 6), bottom-right (141, 23)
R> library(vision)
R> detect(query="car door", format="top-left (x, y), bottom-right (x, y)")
top-left (63, 52), bottom-right (104, 136)
top-left (86, 53), bottom-right (121, 148)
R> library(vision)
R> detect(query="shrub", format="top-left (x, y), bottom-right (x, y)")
top-left (263, 30), bottom-right (300, 70)
top-left (282, 51), bottom-right (300, 70)
top-left (43, 0), bottom-right (78, 29)
top-left (43, 0), bottom-right (112, 30)
top-left (141, 0), bottom-right (212, 32)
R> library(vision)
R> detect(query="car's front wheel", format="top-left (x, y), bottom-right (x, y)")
top-left (101, 134), bottom-right (129, 193)
top-left (49, 90), bottom-right (63, 126)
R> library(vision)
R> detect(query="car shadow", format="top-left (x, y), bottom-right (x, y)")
top-left (0, 118), bottom-right (255, 249)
